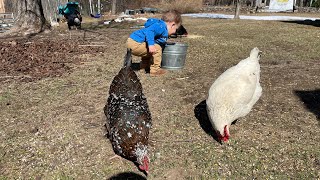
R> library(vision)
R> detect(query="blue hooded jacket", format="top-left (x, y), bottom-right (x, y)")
top-left (129, 18), bottom-right (168, 47)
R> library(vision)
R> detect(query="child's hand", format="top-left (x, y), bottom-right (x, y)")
top-left (148, 45), bottom-right (156, 55)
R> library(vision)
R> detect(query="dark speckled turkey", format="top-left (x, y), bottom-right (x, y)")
top-left (104, 49), bottom-right (152, 174)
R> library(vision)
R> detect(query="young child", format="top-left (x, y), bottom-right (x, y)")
top-left (127, 10), bottom-right (182, 76)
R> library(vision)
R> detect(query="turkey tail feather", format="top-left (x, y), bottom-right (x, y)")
top-left (124, 49), bottom-right (132, 70)
top-left (109, 48), bottom-right (142, 97)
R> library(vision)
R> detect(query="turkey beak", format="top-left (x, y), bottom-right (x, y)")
top-left (215, 131), bottom-right (224, 144)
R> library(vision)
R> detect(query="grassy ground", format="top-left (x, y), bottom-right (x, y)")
top-left (0, 13), bottom-right (319, 179)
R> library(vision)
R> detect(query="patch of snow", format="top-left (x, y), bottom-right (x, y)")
top-left (114, 18), bottom-right (123, 23)
top-left (137, 17), bottom-right (148, 21)
top-left (104, 21), bottom-right (111, 25)
top-left (124, 17), bottom-right (136, 21)
top-left (182, 13), bottom-right (319, 21)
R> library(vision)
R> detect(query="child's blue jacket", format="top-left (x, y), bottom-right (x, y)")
top-left (129, 18), bottom-right (168, 47)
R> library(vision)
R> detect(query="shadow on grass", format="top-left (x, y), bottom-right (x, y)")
top-left (281, 19), bottom-right (320, 27)
top-left (294, 89), bottom-right (320, 121)
top-left (194, 100), bottom-right (222, 144)
top-left (108, 172), bottom-right (146, 180)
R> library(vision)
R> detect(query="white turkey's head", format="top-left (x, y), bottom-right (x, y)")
top-left (250, 47), bottom-right (262, 60)
top-left (215, 125), bottom-right (230, 142)
top-left (206, 104), bottom-right (231, 143)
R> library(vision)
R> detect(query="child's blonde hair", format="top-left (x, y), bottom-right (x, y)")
top-left (161, 10), bottom-right (182, 26)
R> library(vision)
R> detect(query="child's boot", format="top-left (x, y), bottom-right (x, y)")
top-left (150, 69), bottom-right (166, 76)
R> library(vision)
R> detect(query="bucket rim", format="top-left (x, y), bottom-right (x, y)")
top-left (166, 42), bottom-right (188, 47)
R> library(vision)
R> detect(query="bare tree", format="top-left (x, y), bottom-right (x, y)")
top-left (111, 0), bottom-right (116, 14)
top-left (4, 0), bottom-right (50, 36)
top-left (300, 0), bottom-right (304, 7)
top-left (234, 0), bottom-right (241, 19)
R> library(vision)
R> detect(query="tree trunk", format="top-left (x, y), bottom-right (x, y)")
top-left (111, 0), bottom-right (116, 15)
top-left (0, 0), bottom-right (5, 13)
top-left (89, 0), bottom-right (92, 14)
top-left (5, 0), bottom-right (50, 36)
top-left (97, 0), bottom-right (100, 14)
top-left (234, 0), bottom-right (241, 19)
top-left (299, 0), bottom-right (303, 7)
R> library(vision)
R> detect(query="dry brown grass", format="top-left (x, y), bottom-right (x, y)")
top-left (0, 13), bottom-right (320, 179)
top-left (154, 0), bottom-right (203, 13)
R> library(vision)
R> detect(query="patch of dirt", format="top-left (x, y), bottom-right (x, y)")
top-left (0, 36), bottom-right (105, 82)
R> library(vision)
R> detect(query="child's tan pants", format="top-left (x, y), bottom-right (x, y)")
top-left (127, 38), bottom-right (162, 72)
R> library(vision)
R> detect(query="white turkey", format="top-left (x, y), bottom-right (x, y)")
top-left (206, 47), bottom-right (262, 142)
top-left (104, 49), bottom-right (152, 174)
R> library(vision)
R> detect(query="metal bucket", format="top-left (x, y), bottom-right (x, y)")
top-left (161, 42), bottom-right (188, 70)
